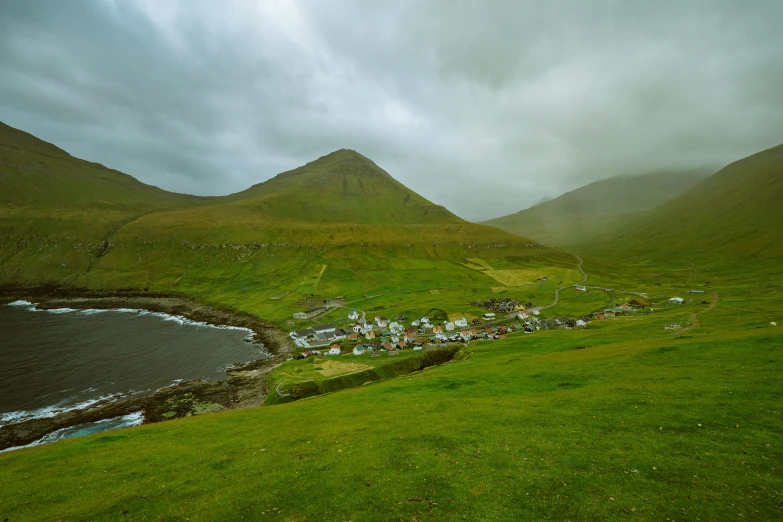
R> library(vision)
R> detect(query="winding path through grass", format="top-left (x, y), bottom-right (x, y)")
top-left (538, 253), bottom-right (587, 310)
top-left (678, 291), bottom-right (719, 333)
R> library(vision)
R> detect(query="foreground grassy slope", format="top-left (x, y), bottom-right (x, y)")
top-left (586, 143), bottom-right (783, 256)
top-left (1, 254), bottom-right (780, 520)
top-left (482, 170), bottom-right (711, 246)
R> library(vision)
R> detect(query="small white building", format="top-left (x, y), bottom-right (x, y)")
top-left (482, 312), bottom-right (496, 321)
top-left (293, 338), bottom-right (311, 348)
top-left (348, 310), bottom-right (359, 320)
top-left (460, 330), bottom-right (472, 341)
top-left (454, 318), bottom-right (468, 328)
top-left (352, 323), bottom-right (363, 333)
top-left (411, 319), bottom-right (421, 327)
top-left (352, 346), bottom-right (364, 356)
top-left (445, 321), bottom-right (455, 331)
top-left (517, 311), bottom-right (528, 320)
top-left (532, 310), bottom-right (540, 316)
top-left (576, 319), bottom-right (587, 327)
top-left (575, 286), bottom-right (587, 292)
top-left (391, 335), bottom-right (400, 343)
top-left (329, 346), bottom-right (341, 355)
top-left (375, 316), bottom-right (389, 327)
top-left (389, 322), bottom-right (404, 334)
top-left (669, 297), bottom-right (685, 305)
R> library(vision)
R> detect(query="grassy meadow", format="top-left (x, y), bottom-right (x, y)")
top-left (1, 253), bottom-right (781, 521)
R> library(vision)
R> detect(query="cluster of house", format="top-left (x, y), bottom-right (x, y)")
top-left (290, 306), bottom-right (592, 358)
top-left (594, 304), bottom-right (637, 320)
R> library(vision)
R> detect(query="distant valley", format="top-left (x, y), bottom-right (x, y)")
top-left (482, 168), bottom-right (713, 247)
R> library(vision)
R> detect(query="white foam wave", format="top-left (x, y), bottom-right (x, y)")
top-left (9, 300), bottom-right (260, 342)
top-left (135, 310), bottom-right (256, 336)
top-left (7, 300), bottom-right (34, 306)
top-left (0, 393), bottom-right (126, 427)
top-left (45, 308), bottom-right (78, 314)
top-left (1, 411), bottom-right (145, 453)
top-left (76, 308), bottom-right (140, 315)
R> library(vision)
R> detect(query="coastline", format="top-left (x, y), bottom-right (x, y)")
top-left (0, 287), bottom-right (293, 451)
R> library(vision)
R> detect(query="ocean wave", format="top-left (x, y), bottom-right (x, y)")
top-left (44, 307), bottom-right (78, 314)
top-left (0, 392), bottom-right (126, 427)
top-left (9, 302), bottom-right (257, 337)
top-left (7, 299), bottom-right (34, 306)
top-left (0, 411), bottom-right (145, 453)
top-left (76, 308), bottom-right (140, 315)
top-left (135, 310), bottom-right (256, 336)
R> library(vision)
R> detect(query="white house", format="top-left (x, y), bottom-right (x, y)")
top-left (376, 316), bottom-right (389, 327)
top-left (352, 346), bottom-right (364, 356)
top-left (669, 297), bottom-right (685, 305)
top-left (460, 330), bottom-right (472, 342)
top-left (420, 316), bottom-right (430, 324)
top-left (454, 318), bottom-right (468, 328)
top-left (292, 337), bottom-right (311, 348)
top-left (517, 311), bottom-right (528, 320)
top-left (391, 335), bottom-right (400, 344)
top-left (329, 346), bottom-right (341, 355)
top-left (352, 323), bottom-right (363, 333)
top-left (434, 333), bottom-right (447, 341)
top-left (445, 321), bottom-right (455, 331)
top-left (412, 346), bottom-right (423, 351)
top-left (348, 310), bottom-right (360, 320)
top-left (576, 319), bottom-right (587, 327)
top-left (411, 319), bottom-right (421, 327)
top-left (389, 322), bottom-right (404, 334)
top-left (532, 310), bottom-right (540, 316)
top-left (482, 312), bottom-right (496, 321)
top-left (575, 286), bottom-right (587, 292)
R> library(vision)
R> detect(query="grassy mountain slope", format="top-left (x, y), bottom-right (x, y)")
top-left (588, 143), bottom-right (783, 256)
top-left (0, 121), bottom-right (207, 209)
top-left (482, 170), bottom-right (711, 246)
top-left (0, 122), bottom-right (213, 287)
top-left (0, 123), bottom-right (552, 324)
top-left (221, 148), bottom-right (462, 224)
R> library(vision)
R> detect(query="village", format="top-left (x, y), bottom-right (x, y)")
top-left (285, 288), bottom-right (686, 359)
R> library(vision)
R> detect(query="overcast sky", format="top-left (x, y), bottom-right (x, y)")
top-left (1, 1), bottom-right (781, 220)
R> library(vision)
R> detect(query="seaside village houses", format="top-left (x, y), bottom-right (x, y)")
top-left (288, 292), bottom-right (601, 354)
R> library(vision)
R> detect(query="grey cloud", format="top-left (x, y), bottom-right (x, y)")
top-left (1, 0), bottom-right (781, 220)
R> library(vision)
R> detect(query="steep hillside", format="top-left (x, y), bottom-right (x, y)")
top-left (482, 170), bottom-right (711, 246)
top-left (222, 149), bottom-right (462, 225)
top-left (0, 122), bottom-right (212, 287)
top-left (588, 143), bottom-right (783, 256)
top-left (0, 121), bottom-right (207, 209)
top-left (0, 123), bottom-right (549, 323)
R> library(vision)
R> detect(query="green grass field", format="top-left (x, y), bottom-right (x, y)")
top-left (1, 253), bottom-right (781, 521)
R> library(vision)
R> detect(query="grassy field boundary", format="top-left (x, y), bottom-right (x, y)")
top-left (266, 346), bottom-right (460, 405)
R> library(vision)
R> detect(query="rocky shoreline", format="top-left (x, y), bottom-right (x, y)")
top-left (0, 287), bottom-right (294, 451)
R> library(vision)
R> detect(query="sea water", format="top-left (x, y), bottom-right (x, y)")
top-left (0, 301), bottom-right (268, 449)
